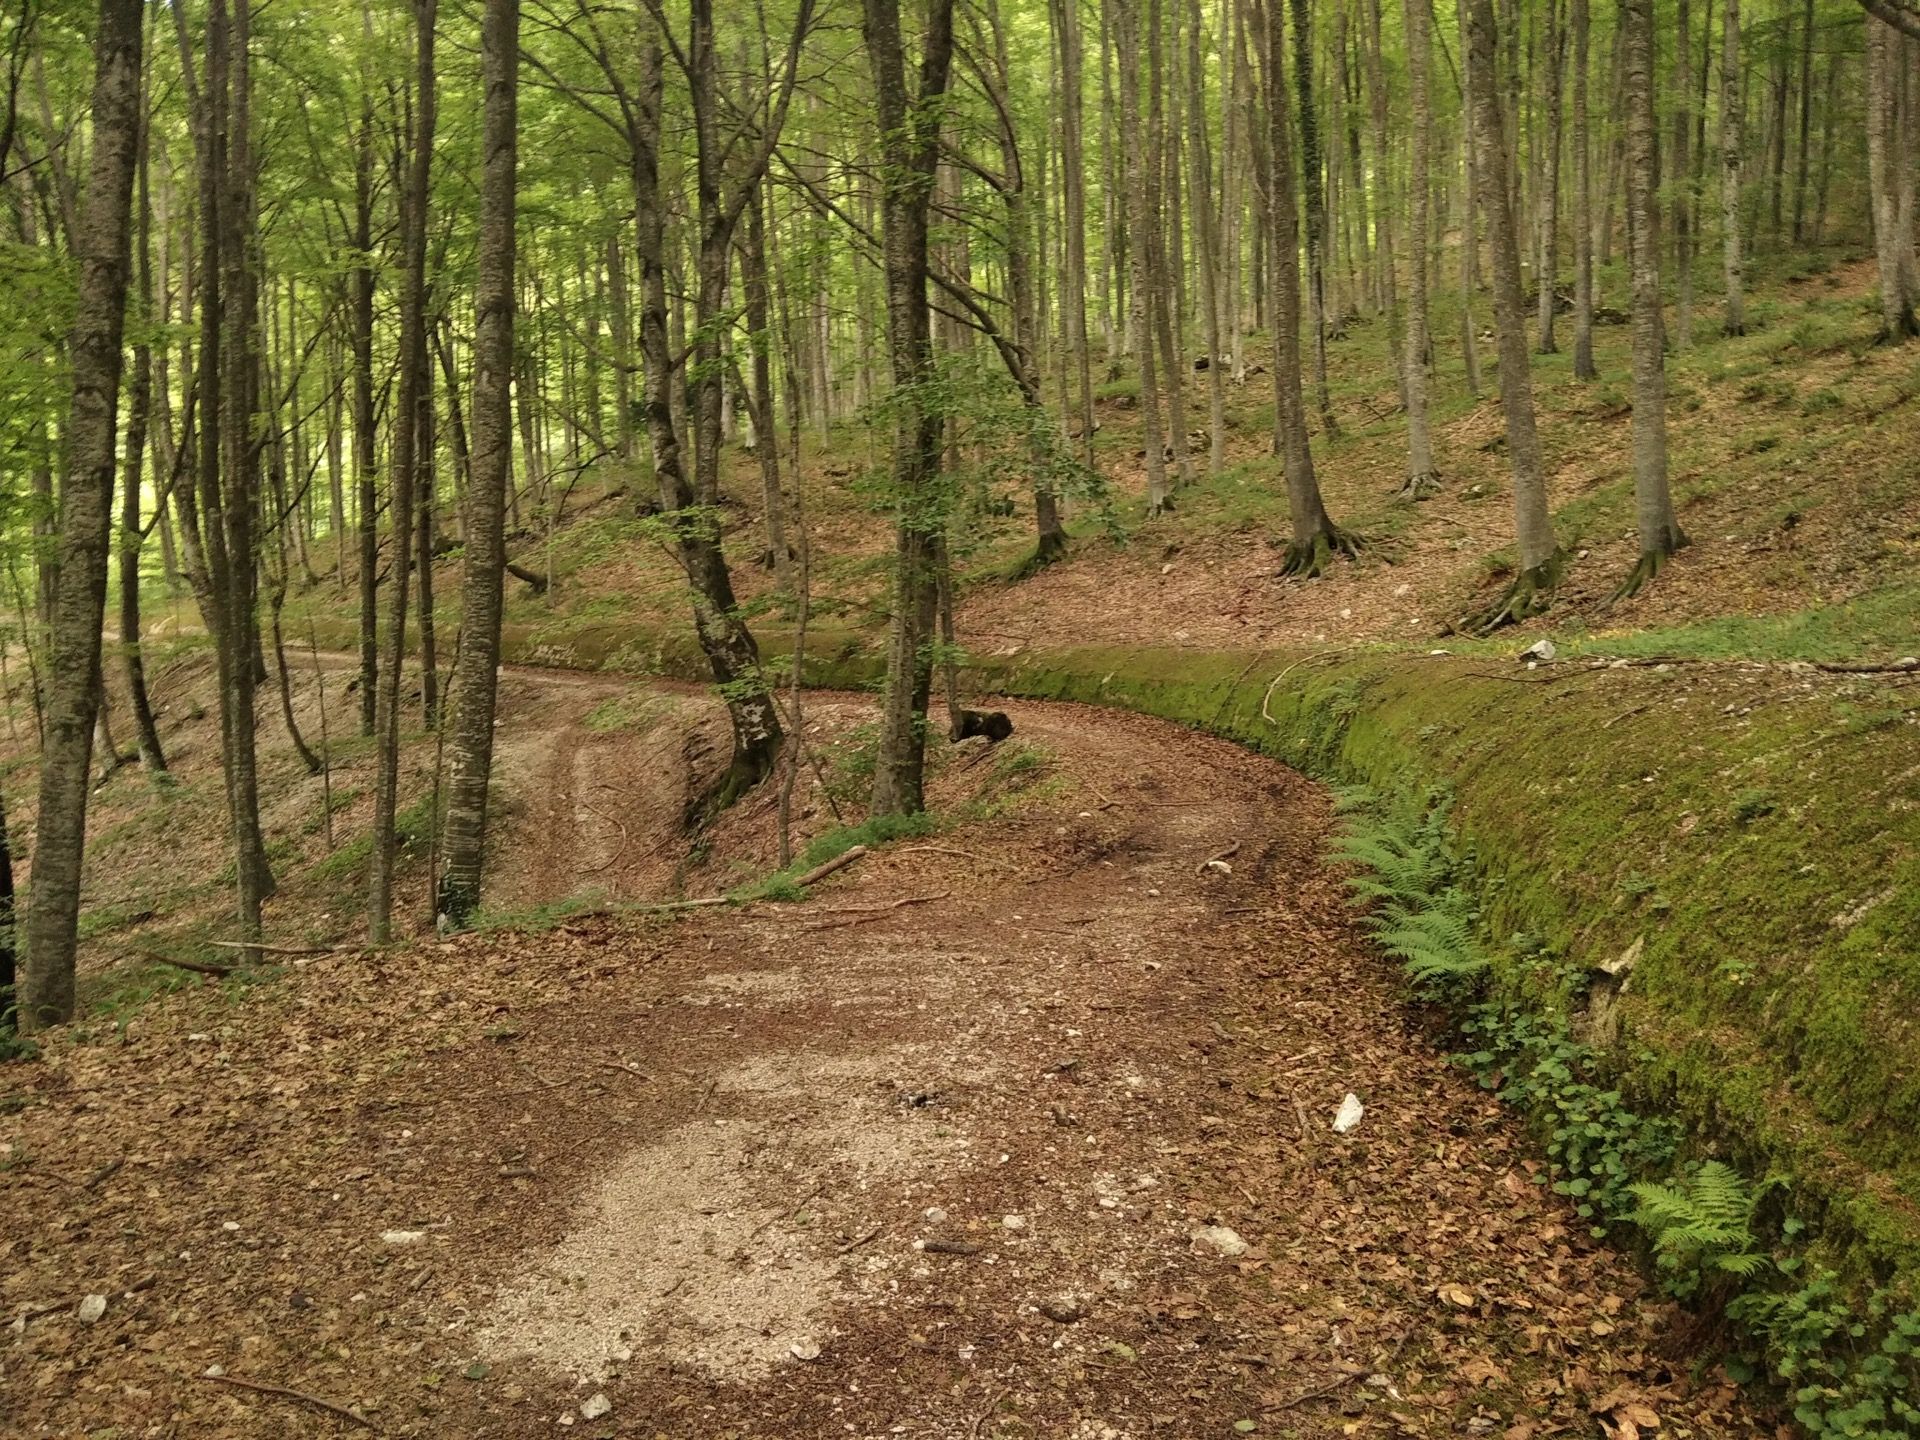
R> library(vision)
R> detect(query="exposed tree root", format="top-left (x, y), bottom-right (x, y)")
top-left (694, 734), bottom-right (782, 826)
top-left (1463, 553), bottom-right (1567, 634)
top-left (1279, 523), bottom-right (1363, 580)
top-left (1009, 529), bottom-right (1070, 582)
top-left (1396, 472), bottom-right (1444, 502)
top-left (1608, 530), bottom-right (1690, 604)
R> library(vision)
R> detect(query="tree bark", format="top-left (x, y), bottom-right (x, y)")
top-left (1399, 0), bottom-right (1439, 497)
top-left (1465, 0), bottom-right (1562, 627)
top-left (1867, 15), bottom-right (1919, 338)
top-left (1112, 0), bottom-right (1170, 513)
top-left (122, 100), bottom-right (166, 774)
top-left (1288, 0), bottom-right (1337, 434)
top-left (368, 0), bottom-right (437, 943)
top-left (1620, 0), bottom-right (1685, 596)
top-left (1720, 0), bottom-right (1747, 334)
top-left (1571, 0), bottom-right (1598, 377)
top-left (1266, 0), bottom-right (1356, 574)
top-left (437, 0), bottom-right (517, 930)
top-left (862, 0), bottom-right (955, 818)
top-left (20, 0), bottom-right (143, 1030)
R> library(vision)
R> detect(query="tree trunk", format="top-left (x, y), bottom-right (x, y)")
top-left (1619, 0), bottom-right (1685, 596)
top-left (743, 182), bottom-right (793, 589)
top-left (437, 0), bottom-right (518, 930)
top-left (1720, 0), bottom-right (1747, 334)
top-left (352, 33), bottom-right (378, 734)
top-left (368, 0), bottom-right (437, 943)
top-left (1267, 0), bottom-right (1356, 575)
top-left (1112, 0), bottom-right (1170, 513)
top-left (1399, 0), bottom-right (1439, 497)
top-left (861, 0), bottom-right (955, 818)
top-left (1867, 15), bottom-right (1919, 339)
top-left (1189, 0), bottom-right (1227, 476)
top-left (1571, 0), bottom-right (1598, 377)
top-left (1053, 0), bottom-right (1097, 469)
top-left (20, 0), bottom-right (143, 1030)
top-left (1535, 0), bottom-right (1564, 353)
top-left (1288, 0), bottom-right (1337, 435)
top-left (1465, 0), bottom-right (1562, 627)
top-left (122, 107), bottom-right (167, 774)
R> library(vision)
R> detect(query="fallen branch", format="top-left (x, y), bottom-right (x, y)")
top-left (138, 950), bottom-right (233, 978)
top-left (836, 1226), bottom-right (882, 1255)
top-left (1264, 1366), bottom-right (1368, 1412)
top-left (793, 844), bottom-right (868, 888)
top-left (970, 1384), bottom-right (1014, 1440)
top-left (1197, 841), bottom-right (1241, 874)
top-left (196, 1372), bottom-right (376, 1431)
top-left (923, 1238), bottom-right (984, 1256)
top-left (808, 891), bottom-right (949, 917)
top-left (207, 940), bottom-right (354, 956)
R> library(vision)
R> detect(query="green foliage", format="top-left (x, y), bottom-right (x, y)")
top-left (1630, 1162), bottom-right (1778, 1298)
top-left (1331, 790), bottom-right (1488, 995)
top-left (729, 812), bottom-right (936, 904)
top-left (1732, 1272), bottom-right (1920, 1439)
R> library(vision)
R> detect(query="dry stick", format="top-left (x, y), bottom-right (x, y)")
top-left (792, 844), bottom-right (868, 888)
top-left (970, 1384), bottom-right (1015, 1439)
top-left (206, 940), bottom-right (354, 956)
top-left (195, 1373), bottom-right (376, 1431)
top-left (137, 950), bottom-right (233, 977)
top-left (892, 843), bottom-right (990, 864)
top-left (1198, 841), bottom-right (1242, 873)
top-left (806, 891), bottom-right (949, 916)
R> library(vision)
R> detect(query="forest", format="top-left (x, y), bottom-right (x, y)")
top-left (3, 0), bottom-right (1919, 1433)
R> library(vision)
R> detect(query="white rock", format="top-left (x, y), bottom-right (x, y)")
top-left (1192, 1224), bottom-right (1250, 1258)
top-left (1332, 1093), bottom-right (1366, 1134)
top-left (579, 1392), bottom-right (613, 1420)
top-left (1518, 639), bottom-right (1557, 664)
top-left (923, 1207), bottom-right (948, 1223)
top-left (74, 1294), bottom-right (108, 1325)
top-left (788, 1339), bottom-right (822, 1362)
top-left (380, 1229), bottom-right (428, 1246)
top-left (1002, 1214), bottom-right (1027, 1232)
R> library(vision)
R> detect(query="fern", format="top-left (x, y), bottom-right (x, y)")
top-left (1629, 1161), bottom-right (1780, 1297)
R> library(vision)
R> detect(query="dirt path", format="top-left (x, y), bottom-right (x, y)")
top-left (3, 696), bottom-right (1756, 1439)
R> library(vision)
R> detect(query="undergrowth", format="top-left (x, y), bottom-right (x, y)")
top-left (1331, 785), bottom-right (1920, 1438)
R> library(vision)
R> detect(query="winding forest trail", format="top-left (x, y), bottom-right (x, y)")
top-left (5, 689), bottom-right (1758, 1438)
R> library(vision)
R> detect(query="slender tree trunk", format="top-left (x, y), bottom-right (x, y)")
top-left (1112, 0), bottom-right (1170, 512)
top-left (20, 0), bottom-right (143, 1030)
top-left (1267, 0), bottom-right (1356, 575)
top-left (368, 0), bottom-right (437, 943)
top-left (122, 104), bottom-right (166, 774)
top-left (1535, 0), bottom-right (1564, 353)
top-left (1720, 0), bottom-right (1747, 333)
top-left (862, 0), bottom-right (955, 818)
top-left (1053, 0), bottom-right (1097, 469)
top-left (1399, 0), bottom-right (1439, 497)
top-left (1674, 0), bottom-right (1696, 347)
top-left (1189, 0), bottom-right (1227, 476)
top-left (1288, 0), bottom-right (1337, 434)
top-left (1465, 0), bottom-right (1562, 627)
top-left (437, 0), bottom-right (518, 929)
top-left (1148, 0), bottom-right (1193, 490)
top-left (1571, 0), bottom-right (1598, 377)
top-left (1620, 0), bottom-right (1685, 596)
top-left (352, 39), bottom-right (378, 734)
top-left (743, 182), bottom-right (792, 588)
top-left (1867, 16), bottom-right (1919, 339)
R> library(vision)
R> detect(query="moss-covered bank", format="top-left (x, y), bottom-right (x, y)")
top-left (324, 613), bottom-right (1920, 1286)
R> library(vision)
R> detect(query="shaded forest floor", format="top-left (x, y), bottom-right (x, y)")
top-left (4, 685), bottom-right (1766, 1438)
top-left (259, 247), bottom-right (1920, 669)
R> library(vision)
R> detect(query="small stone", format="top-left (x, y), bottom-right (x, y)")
top-left (1517, 638), bottom-right (1557, 664)
top-left (579, 1392), bottom-right (612, 1420)
top-left (1192, 1224), bottom-right (1250, 1258)
top-left (380, 1230), bottom-right (428, 1246)
top-left (1039, 1297), bottom-right (1084, 1324)
top-left (1332, 1092), bottom-right (1366, 1133)
top-left (923, 1207), bottom-right (948, 1223)
top-left (789, 1339), bottom-right (822, 1362)
top-left (1002, 1214), bottom-right (1027, 1232)
top-left (75, 1294), bottom-right (108, 1325)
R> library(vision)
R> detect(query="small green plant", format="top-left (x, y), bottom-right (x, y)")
top-left (1733, 787), bottom-right (1779, 824)
top-left (1629, 1161), bottom-right (1778, 1299)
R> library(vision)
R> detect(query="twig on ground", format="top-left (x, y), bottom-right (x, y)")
top-left (923, 1239), bottom-right (984, 1256)
top-left (196, 1373), bottom-right (376, 1431)
top-left (835, 1226), bottom-right (881, 1255)
top-left (1198, 841), bottom-right (1241, 873)
top-left (1264, 1367), bottom-right (1369, 1412)
top-left (137, 950), bottom-right (232, 978)
top-left (793, 845), bottom-right (868, 888)
top-left (207, 940), bottom-right (354, 956)
top-left (807, 892), bottom-right (949, 917)
top-left (970, 1385), bottom-right (1014, 1439)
